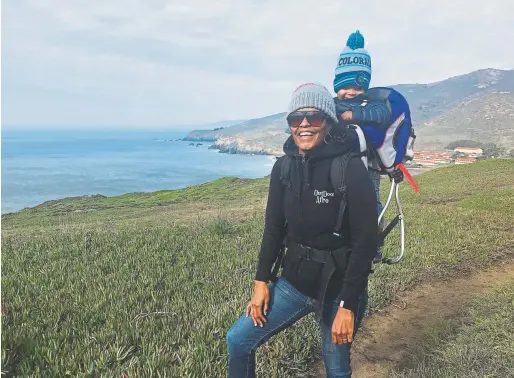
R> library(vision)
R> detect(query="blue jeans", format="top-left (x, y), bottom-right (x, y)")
top-left (226, 277), bottom-right (367, 377)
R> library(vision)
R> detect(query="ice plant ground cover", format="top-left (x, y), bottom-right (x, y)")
top-left (2, 159), bottom-right (514, 377)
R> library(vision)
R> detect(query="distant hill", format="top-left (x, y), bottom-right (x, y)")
top-left (184, 113), bottom-right (288, 155)
top-left (416, 92), bottom-right (514, 152)
top-left (392, 68), bottom-right (514, 125)
top-left (184, 68), bottom-right (514, 155)
top-left (183, 119), bottom-right (248, 141)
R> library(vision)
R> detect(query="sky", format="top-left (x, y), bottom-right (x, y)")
top-left (2, 0), bottom-right (513, 128)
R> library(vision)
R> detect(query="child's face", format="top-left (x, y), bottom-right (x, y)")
top-left (337, 86), bottom-right (365, 100)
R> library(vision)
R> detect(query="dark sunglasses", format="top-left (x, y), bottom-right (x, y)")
top-left (286, 111), bottom-right (328, 128)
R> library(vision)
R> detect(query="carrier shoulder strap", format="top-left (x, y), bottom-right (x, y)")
top-left (331, 153), bottom-right (358, 234)
top-left (270, 156), bottom-right (293, 282)
top-left (280, 155), bottom-right (293, 189)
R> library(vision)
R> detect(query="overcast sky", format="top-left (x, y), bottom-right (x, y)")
top-left (2, 0), bottom-right (513, 128)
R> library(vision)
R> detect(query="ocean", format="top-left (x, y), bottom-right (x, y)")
top-left (1, 129), bottom-right (275, 214)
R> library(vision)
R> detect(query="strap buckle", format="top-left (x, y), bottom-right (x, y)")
top-left (300, 244), bottom-right (313, 260)
top-left (305, 246), bottom-right (312, 260)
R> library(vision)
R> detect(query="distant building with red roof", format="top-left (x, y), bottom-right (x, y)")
top-left (412, 150), bottom-right (452, 166)
top-left (409, 148), bottom-right (481, 167)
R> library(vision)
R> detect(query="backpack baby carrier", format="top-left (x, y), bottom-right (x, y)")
top-left (348, 86), bottom-right (419, 265)
top-left (350, 87), bottom-right (417, 176)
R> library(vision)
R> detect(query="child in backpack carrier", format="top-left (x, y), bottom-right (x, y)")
top-left (332, 30), bottom-right (390, 264)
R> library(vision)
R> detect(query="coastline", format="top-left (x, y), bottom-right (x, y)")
top-left (209, 137), bottom-right (283, 157)
top-left (3, 161), bottom-right (430, 216)
top-left (2, 129), bottom-right (452, 216)
top-left (185, 134), bottom-right (285, 157)
top-left (1, 132), bottom-right (275, 215)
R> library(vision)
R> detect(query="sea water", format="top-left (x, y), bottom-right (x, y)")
top-left (1, 129), bottom-right (275, 214)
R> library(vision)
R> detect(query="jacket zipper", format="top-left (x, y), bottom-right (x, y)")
top-left (300, 155), bottom-right (307, 241)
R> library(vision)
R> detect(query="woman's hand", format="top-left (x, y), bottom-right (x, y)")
top-left (246, 281), bottom-right (270, 327)
top-left (331, 307), bottom-right (354, 344)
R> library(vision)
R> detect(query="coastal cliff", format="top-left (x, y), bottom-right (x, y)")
top-left (184, 69), bottom-right (514, 156)
top-left (210, 136), bottom-right (284, 156)
top-left (185, 112), bottom-right (289, 156)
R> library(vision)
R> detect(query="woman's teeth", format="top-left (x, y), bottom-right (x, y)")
top-left (299, 131), bottom-right (315, 137)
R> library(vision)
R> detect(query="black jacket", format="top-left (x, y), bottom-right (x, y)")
top-left (255, 129), bottom-right (378, 313)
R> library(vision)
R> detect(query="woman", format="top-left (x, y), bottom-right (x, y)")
top-left (226, 83), bottom-right (377, 377)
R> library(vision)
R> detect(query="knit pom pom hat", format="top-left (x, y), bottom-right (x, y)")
top-left (333, 30), bottom-right (372, 92)
top-left (288, 82), bottom-right (338, 124)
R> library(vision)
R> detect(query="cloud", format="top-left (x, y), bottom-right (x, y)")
top-left (2, 0), bottom-right (513, 127)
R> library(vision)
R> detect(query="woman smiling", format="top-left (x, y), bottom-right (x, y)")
top-left (226, 83), bottom-right (377, 377)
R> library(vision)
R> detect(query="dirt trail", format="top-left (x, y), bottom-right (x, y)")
top-left (315, 260), bottom-right (514, 378)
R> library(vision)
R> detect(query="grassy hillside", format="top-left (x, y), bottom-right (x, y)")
top-left (1, 177), bottom-right (270, 231)
top-left (393, 279), bottom-right (514, 378)
top-left (2, 160), bottom-right (514, 377)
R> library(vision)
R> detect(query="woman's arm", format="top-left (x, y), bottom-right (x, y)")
top-left (336, 158), bottom-right (378, 313)
top-left (254, 158), bottom-right (287, 283)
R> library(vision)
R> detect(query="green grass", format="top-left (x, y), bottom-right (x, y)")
top-left (1, 177), bottom-right (270, 230)
top-left (392, 279), bottom-right (514, 378)
top-left (2, 159), bottom-right (514, 377)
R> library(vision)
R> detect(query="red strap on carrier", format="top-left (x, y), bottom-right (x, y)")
top-left (397, 163), bottom-right (419, 193)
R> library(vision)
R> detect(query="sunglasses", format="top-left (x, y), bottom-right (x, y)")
top-left (286, 111), bottom-right (328, 128)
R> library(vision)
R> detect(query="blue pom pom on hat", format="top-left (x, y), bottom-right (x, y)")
top-left (333, 30), bottom-right (372, 93)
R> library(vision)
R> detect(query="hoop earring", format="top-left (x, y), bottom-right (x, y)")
top-left (324, 130), bottom-right (333, 145)
top-left (323, 127), bottom-right (334, 144)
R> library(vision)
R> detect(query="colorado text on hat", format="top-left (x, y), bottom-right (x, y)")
top-left (338, 56), bottom-right (371, 67)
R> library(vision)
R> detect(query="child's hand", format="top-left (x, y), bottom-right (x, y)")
top-left (341, 111), bottom-right (353, 121)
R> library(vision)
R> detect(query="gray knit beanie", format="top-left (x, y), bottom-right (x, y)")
top-left (288, 83), bottom-right (338, 124)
